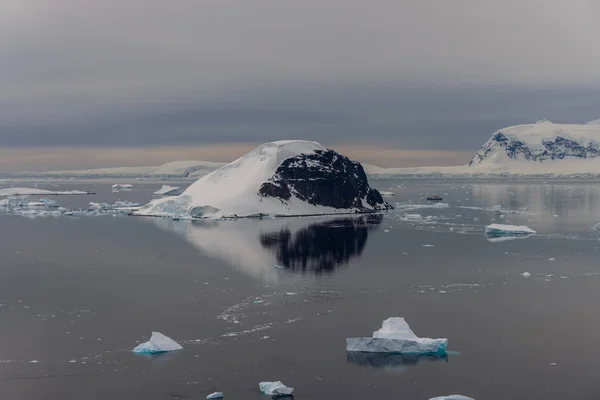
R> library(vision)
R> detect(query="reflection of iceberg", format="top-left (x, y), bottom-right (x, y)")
top-left (486, 235), bottom-right (532, 244)
top-left (346, 351), bottom-right (447, 371)
top-left (149, 215), bottom-right (380, 282)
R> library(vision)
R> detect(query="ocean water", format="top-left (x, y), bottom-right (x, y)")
top-left (2, 179), bottom-right (600, 399)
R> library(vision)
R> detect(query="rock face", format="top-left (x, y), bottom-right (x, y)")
top-left (259, 149), bottom-right (392, 211)
top-left (469, 121), bottom-right (600, 166)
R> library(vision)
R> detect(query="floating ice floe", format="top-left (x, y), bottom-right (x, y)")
top-left (380, 191), bottom-right (394, 196)
top-left (485, 223), bottom-right (536, 237)
top-left (133, 332), bottom-right (183, 354)
top-left (430, 395), bottom-right (475, 400)
top-left (346, 317), bottom-right (448, 354)
top-left (522, 272), bottom-right (531, 277)
top-left (258, 381), bottom-right (294, 397)
top-left (111, 184), bottom-right (133, 189)
top-left (206, 392), bottom-right (224, 399)
top-left (0, 188), bottom-right (93, 196)
top-left (153, 185), bottom-right (182, 196)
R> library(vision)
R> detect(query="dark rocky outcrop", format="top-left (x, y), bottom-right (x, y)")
top-left (258, 149), bottom-right (392, 211)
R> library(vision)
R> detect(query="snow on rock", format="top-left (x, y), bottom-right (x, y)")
top-left (485, 224), bottom-right (536, 236)
top-left (430, 395), bottom-right (475, 400)
top-left (0, 188), bottom-right (93, 196)
top-left (346, 317), bottom-right (448, 354)
top-left (258, 381), bottom-right (294, 397)
top-left (153, 185), bottom-right (182, 196)
top-left (135, 140), bottom-right (392, 219)
top-left (133, 332), bottom-right (183, 354)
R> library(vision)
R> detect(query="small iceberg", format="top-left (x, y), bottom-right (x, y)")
top-left (485, 223), bottom-right (536, 237)
top-left (430, 396), bottom-right (474, 400)
top-left (346, 317), bottom-right (447, 354)
top-left (133, 332), bottom-right (183, 354)
top-left (153, 185), bottom-right (182, 196)
top-left (206, 392), bottom-right (223, 399)
top-left (112, 183), bottom-right (133, 189)
top-left (258, 381), bottom-right (294, 397)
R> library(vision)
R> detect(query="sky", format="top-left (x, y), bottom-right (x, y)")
top-left (1, 0), bottom-right (600, 171)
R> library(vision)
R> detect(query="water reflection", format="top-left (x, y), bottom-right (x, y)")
top-left (346, 351), bottom-right (448, 374)
top-left (150, 214), bottom-right (381, 282)
top-left (260, 215), bottom-right (382, 274)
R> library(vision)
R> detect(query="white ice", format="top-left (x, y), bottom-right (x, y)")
top-left (206, 392), bottom-right (223, 399)
top-left (346, 317), bottom-right (448, 354)
top-left (258, 381), bottom-right (294, 397)
top-left (133, 332), bottom-right (183, 354)
top-left (153, 185), bottom-right (182, 196)
top-left (485, 223), bottom-right (536, 236)
top-left (111, 184), bottom-right (133, 189)
top-left (430, 395), bottom-right (475, 400)
top-left (0, 188), bottom-right (91, 196)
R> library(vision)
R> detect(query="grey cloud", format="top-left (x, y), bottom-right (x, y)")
top-left (1, 0), bottom-right (600, 151)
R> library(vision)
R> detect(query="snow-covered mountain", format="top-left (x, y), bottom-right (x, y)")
top-left (469, 120), bottom-right (600, 167)
top-left (34, 160), bottom-right (226, 179)
top-left (367, 119), bottom-right (600, 177)
top-left (135, 140), bottom-right (392, 218)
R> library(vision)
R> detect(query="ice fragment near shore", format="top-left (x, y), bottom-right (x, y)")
top-left (346, 317), bottom-right (447, 353)
top-left (133, 332), bottom-right (183, 354)
top-left (485, 223), bottom-right (536, 236)
top-left (259, 381), bottom-right (294, 397)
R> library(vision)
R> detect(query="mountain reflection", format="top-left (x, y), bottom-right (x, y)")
top-left (149, 214), bottom-right (381, 282)
top-left (260, 214), bottom-right (382, 274)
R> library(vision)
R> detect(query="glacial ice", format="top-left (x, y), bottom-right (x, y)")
top-left (485, 223), bottom-right (536, 236)
top-left (133, 332), bottom-right (183, 354)
top-left (206, 392), bottom-right (224, 399)
top-left (258, 381), bottom-right (294, 397)
top-left (153, 185), bottom-right (182, 196)
top-left (430, 395), bottom-right (475, 400)
top-left (346, 317), bottom-right (448, 354)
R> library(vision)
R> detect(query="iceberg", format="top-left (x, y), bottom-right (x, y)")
top-left (485, 223), bottom-right (536, 236)
top-left (346, 317), bottom-right (447, 354)
top-left (0, 188), bottom-right (93, 196)
top-left (112, 184), bottom-right (133, 189)
top-left (430, 396), bottom-right (475, 400)
top-left (153, 185), bottom-right (182, 196)
top-left (258, 381), bottom-right (294, 397)
top-left (133, 332), bottom-right (183, 354)
top-left (206, 392), bottom-right (223, 399)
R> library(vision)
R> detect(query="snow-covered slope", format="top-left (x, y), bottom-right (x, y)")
top-left (135, 140), bottom-right (391, 218)
top-left (36, 160), bottom-right (226, 178)
top-left (368, 120), bottom-right (600, 178)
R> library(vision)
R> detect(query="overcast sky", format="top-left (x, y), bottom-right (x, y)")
top-left (1, 0), bottom-right (600, 171)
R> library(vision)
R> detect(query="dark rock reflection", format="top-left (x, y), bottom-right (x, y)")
top-left (259, 214), bottom-right (382, 274)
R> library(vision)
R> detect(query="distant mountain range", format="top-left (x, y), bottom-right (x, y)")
top-left (15, 119), bottom-right (600, 178)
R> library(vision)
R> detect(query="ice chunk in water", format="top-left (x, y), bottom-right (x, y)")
top-left (485, 224), bottom-right (536, 236)
top-left (430, 396), bottom-right (475, 400)
top-left (346, 317), bottom-right (447, 354)
top-left (206, 392), bottom-right (223, 399)
top-left (259, 381), bottom-right (294, 397)
top-left (133, 332), bottom-right (183, 354)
